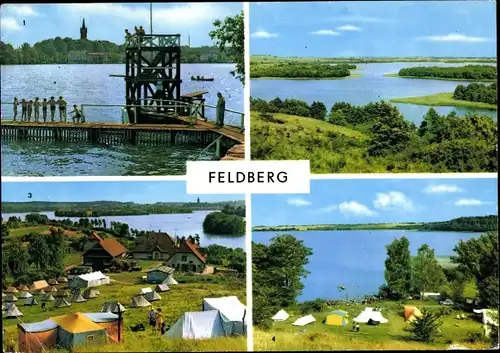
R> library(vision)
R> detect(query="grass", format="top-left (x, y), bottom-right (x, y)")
top-left (390, 92), bottom-right (497, 110)
top-left (251, 74), bottom-right (362, 80)
top-left (254, 300), bottom-right (489, 351)
top-left (7, 225), bottom-right (52, 237)
top-left (383, 73), bottom-right (496, 82)
top-left (2, 262), bottom-right (246, 352)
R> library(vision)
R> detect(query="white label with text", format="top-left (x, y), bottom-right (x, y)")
top-left (186, 160), bottom-right (310, 194)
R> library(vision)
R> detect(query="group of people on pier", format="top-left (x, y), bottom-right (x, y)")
top-left (12, 97), bottom-right (83, 123)
top-left (125, 26), bottom-right (146, 46)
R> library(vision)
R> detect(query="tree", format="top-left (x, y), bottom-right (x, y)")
top-left (406, 309), bottom-right (444, 342)
top-left (452, 231), bottom-right (499, 308)
top-left (2, 254), bottom-right (9, 288)
top-left (5, 242), bottom-right (29, 278)
top-left (384, 236), bottom-right (412, 299)
top-left (28, 235), bottom-right (50, 270)
top-left (209, 11), bottom-right (244, 84)
top-left (309, 101), bottom-right (327, 120)
top-left (412, 244), bottom-right (446, 295)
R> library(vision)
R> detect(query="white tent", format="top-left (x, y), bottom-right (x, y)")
top-left (164, 310), bottom-right (226, 340)
top-left (131, 295), bottom-right (151, 308)
top-left (353, 308), bottom-right (388, 324)
top-left (156, 284), bottom-right (170, 292)
top-left (24, 297), bottom-right (39, 306)
top-left (41, 294), bottom-right (55, 302)
top-left (54, 298), bottom-right (71, 308)
top-left (162, 275), bottom-right (178, 285)
top-left (18, 292), bottom-right (33, 299)
top-left (474, 309), bottom-right (499, 337)
top-left (3, 303), bottom-right (23, 318)
top-left (83, 287), bottom-right (99, 299)
top-left (139, 287), bottom-right (153, 295)
top-left (70, 292), bottom-right (87, 303)
top-left (145, 291), bottom-right (162, 302)
top-left (102, 301), bottom-right (126, 314)
top-left (272, 309), bottom-right (290, 321)
top-left (203, 296), bottom-right (246, 335)
top-left (69, 271), bottom-right (111, 289)
top-left (292, 314), bottom-right (316, 326)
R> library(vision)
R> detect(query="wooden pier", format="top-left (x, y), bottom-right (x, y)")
top-left (221, 144), bottom-right (245, 160)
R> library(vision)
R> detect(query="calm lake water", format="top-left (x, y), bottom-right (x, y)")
top-left (251, 62), bottom-right (497, 125)
top-left (1, 63), bottom-right (243, 176)
top-left (3, 210), bottom-right (246, 250)
top-left (253, 230), bottom-right (480, 302)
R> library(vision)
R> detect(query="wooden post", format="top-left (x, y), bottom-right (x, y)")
top-left (215, 137), bottom-right (221, 158)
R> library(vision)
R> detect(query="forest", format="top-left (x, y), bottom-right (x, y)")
top-left (250, 62), bottom-right (356, 78)
top-left (396, 65), bottom-right (496, 80)
top-left (202, 206), bottom-right (246, 236)
top-left (422, 215), bottom-right (498, 232)
top-left (453, 82), bottom-right (497, 105)
top-left (250, 97), bottom-right (497, 173)
top-left (0, 38), bottom-right (234, 65)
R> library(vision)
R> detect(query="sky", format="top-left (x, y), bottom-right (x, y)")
top-left (0, 3), bottom-right (242, 47)
top-left (250, 1), bottom-right (497, 57)
top-left (1, 181), bottom-right (244, 204)
top-left (252, 178), bottom-right (498, 226)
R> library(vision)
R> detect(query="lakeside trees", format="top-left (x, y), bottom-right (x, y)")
top-left (251, 63), bottom-right (356, 78)
top-left (453, 82), bottom-right (497, 105)
top-left (397, 65), bottom-right (496, 80)
top-left (203, 211), bottom-right (245, 235)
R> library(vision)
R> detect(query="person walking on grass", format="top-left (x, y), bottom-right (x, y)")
top-left (34, 97), bottom-right (40, 122)
top-left (42, 98), bottom-right (48, 122)
top-left (148, 308), bottom-right (157, 331)
top-left (49, 97), bottom-right (56, 122)
top-left (13, 97), bottom-right (18, 121)
top-left (156, 308), bottom-right (164, 333)
top-left (215, 92), bottom-right (225, 127)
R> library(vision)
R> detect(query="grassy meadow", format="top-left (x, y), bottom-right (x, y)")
top-left (2, 262), bottom-right (246, 352)
top-left (254, 300), bottom-right (488, 351)
top-left (390, 92), bottom-right (497, 110)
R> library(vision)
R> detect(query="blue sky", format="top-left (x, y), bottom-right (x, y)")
top-left (1, 181), bottom-right (244, 204)
top-left (252, 178), bottom-right (498, 226)
top-left (250, 1), bottom-right (497, 57)
top-left (0, 3), bottom-right (242, 47)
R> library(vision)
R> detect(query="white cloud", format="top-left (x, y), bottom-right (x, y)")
top-left (339, 201), bottom-right (376, 217)
top-left (319, 205), bottom-right (338, 213)
top-left (423, 185), bottom-right (464, 194)
top-left (455, 199), bottom-right (485, 207)
top-left (0, 17), bottom-right (22, 32)
top-left (328, 16), bottom-right (395, 24)
top-left (287, 198), bottom-right (311, 207)
top-left (251, 30), bottom-right (279, 38)
top-left (337, 25), bottom-right (362, 32)
top-left (373, 191), bottom-right (414, 212)
top-left (419, 34), bottom-right (490, 43)
top-left (310, 29), bottom-right (340, 36)
top-left (3, 5), bottom-right (39, 17)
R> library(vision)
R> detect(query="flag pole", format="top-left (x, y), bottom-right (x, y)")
top-left (150, 3), bottom-right (153, 35)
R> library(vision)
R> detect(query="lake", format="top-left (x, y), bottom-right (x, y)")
top-left (3, 210), bottom-right (246, 250)
top-left (0, 63), bottom-right (243, 176)
top-left (251, 62), bottom-right (497, 125)
top-left (253, 230), bottom-right (480, 302)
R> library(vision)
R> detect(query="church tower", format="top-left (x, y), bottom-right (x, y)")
top-left (80, 18), bottom-right (87, 40)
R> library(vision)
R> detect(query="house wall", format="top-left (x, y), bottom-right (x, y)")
top-left (164, 253), bottom-right (204, 273)
top-left (132, 252), bottom-right (152, 260)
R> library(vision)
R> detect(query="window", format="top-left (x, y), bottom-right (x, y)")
top-left (181, 256), bottom-right (187, 261)
top-left (87, 335), bottom-right (95, 341)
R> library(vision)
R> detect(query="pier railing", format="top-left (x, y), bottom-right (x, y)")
top-left (125, 34), bottom-right (181, 49)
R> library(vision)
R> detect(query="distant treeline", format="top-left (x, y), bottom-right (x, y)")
top-left (397, 65), bottom-right (496, 80)
top-left (252, 55), bottom-right (497, 64)
top-left (250, 97), bottom-right (328, 120)
top-left (2, 200), bottom-right (245, 216)
top-left (453, 82), bottom-right (497, 105)
top-left (251, 63), bottom-right (356, 78)
top-left (253, 215), bottom-right (498, 233)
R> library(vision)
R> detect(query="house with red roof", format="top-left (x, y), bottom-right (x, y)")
top-left (82, 233), bottom-right (128, 271)
top-left (131, 232), bottom-right (206, 273)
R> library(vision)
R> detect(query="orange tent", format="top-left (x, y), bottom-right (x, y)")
top-left (404, 305), bottom-right (423, 322)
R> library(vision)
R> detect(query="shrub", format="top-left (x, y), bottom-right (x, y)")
top-left (406, 309), bottom-right (444, 342)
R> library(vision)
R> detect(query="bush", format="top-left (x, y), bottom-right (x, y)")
top-left (300, 299), bottom-right (327, 314)
top-left (406, 309), bottom-right (444, 342)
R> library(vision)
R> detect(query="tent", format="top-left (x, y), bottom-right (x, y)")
top-left (326, 311), bottom-right (349, 327)
top-left (474, 309), bottom-right (499, 337)
top-left (17, 284), bottom-right (30, 291)
top-left (292, 314), bottom-right (316, 326)
top-left (51, 313), bottom-right (107, 350)
top-left (131, 295), bottom-right (151, 308)
top-left (57, 276), bottom-right (69, 283)
top-left (164, 310), bottom-right (226, 340)
top-left (6, 294), bottom-right (18, 302)
top-left (19, 292), bottom-right (33, 299)
top-left (56, 290), bottom-right (69, 298)
top-left (37, 289), bottom-right (46, 296)
top-left (353, 308), bottom-right (388, 324)
top-left (155, 284), bottom-right (170, 292)
top-left (145, 291), bottom-right (162, 302)
top-left (4, 303), bottom-right (23, 318)
top-left (48, 279), bottom-right (59, 286)
top-left (25, 298), bottom-right (39, 306)
top-left (203, 296), bottom-right (247, 335)
top-left (42, 294), bottom-right (56, 302)
top-left (404, 305), bottom-right (423, 322)
top-left (139, 287), bottom-right (153, 295)
top-left (31, 280), bottom-right (49, 292)
top-left (71, 292), bottom-right (88, 303)
top-left (83, 288), bottom-right (99, 299)
top-left (101, 301), bottom-right (126, 314)
top-left (272, 310), bottom-right (290, 321)
top-left (18, 319), bottom-right (59, 353)
top-left (69, 271), bottom-right (110, 289)
top-left (84, 312), bottom-right (123, 343)
top-left (46, 286), bottom-right (58, 293)
top-left (54, 298), bottom-right (72, 308)
top-left (6, 286), bottom-right (18, 293)
top-left (162, 275), bottom-right (178, 285)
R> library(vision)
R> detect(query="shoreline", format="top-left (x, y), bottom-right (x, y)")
top-left (383, 73), bottom-right (496, 82)
top-left (390, 92), bottom-right (497, 111)
top-left (250, 74), bottom-right (361, 80)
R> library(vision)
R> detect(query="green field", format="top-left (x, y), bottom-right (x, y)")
top-left (254, 300), bottom-right (488, 351)
top-left (252, 73), bottom-right (361, 80)
top-left (253, 223), bottom-right (423, 232)
top-left (390, 92), bottom-right (497, 110)
top-left (2, 263), bottom-right (246, 352)
top-left (383, 73), bottom-right (497, 82)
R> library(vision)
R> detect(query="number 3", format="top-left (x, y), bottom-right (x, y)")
top-left (28, 192), bottom-right (32, 198)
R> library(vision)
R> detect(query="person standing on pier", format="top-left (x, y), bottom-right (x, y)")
top-left (34, 97), bottom-right (41, 122)
top-left (42, 98), bottom-right (48, 122)
top-left (70, 105), bottom-right (82, 123)
top-left (57, 96), bottom-right (67, 122)
top-left (49, 97), bottom-right (56, 122)
top-left (27, 100), bottom-right (33, 122)
top-left (13, 97), bottom-right (19, 121)
top-left (125, 29), bottom-right (133, 46)
top-left (215, 92), bottom-right (225, 127)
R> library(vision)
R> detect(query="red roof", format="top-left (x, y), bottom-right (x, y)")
top-left (185, 240), bottom-right (206, 264)
top-left (99, 239), bottom-right (127, 257)
top-left (90, 232), bottom-right (104, 242)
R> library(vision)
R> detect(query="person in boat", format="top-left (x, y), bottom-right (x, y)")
top-left (33, 97), bottom-right (40, 122)
top-left (42, 98), bottom-right (48, 122)
top-left (21, 99), bottom-right (27, 121)
top-left (215, 92), bottom-right (225, 127)
top-left (27, 100), bottom-right (33, 122)
top-left (13, 97), bottom-right (18, 121)
top-left (70, 104), bottom-right (82, 123)
top-left (49, 96), bottom-right (57, 122)
top-left (57, 96), bottom-right (67, 122)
